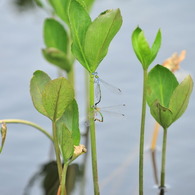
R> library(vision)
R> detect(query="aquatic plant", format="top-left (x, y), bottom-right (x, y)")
top-left (132, 26), bottom-right (161, 195)
top-left (146, 65), bottom-right (193, 191)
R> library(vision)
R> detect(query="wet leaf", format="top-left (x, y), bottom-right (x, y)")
top-left (84, 9), bottom-right (122, 73)
top-left (147, 65), bottom-right (178, 107)
top-left (44, 18), bottom-right (68, 54)
top-left (169, 75), bottom-right (193, 123)
top-left (57, 99), bottom-right (80, 145)
top-left (42, 77), bottom-right (74, 121)
top-left (57, 124), bottom-right (74, 162)
top-left (30, 70), bottom-right (51, 116)
top-left (132, 27), bottom-right (161, 69)
top-left (42, 48), bottom-right (71, 72)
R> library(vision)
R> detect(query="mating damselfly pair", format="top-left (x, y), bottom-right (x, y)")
top-left (91, 72), bottom-right (125, 122)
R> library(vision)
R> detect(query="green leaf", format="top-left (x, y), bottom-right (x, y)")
top-left (44, 18), bottom-right (68, 54)
top-left (132, 27), bottom-right (143, 66)
top-left (150, 29), bottom-right (162, 64)
top-left (42, 77), bottom-right (74, 121)
top-left (169, 75), bottom-right (193, 123)
top-left (69, 0), bottom-right (91, 71)
top-left (42, 48), bottom-right (71, 72)
top-left (57, 124), bottom-right (74, 162)
top-left (137, 31), bottom-right (151, 67)
top-left (150, 100), bottom-right (173, 128)
top-left (30, 70), bottom-right (51, 116)
top-left (147, 65), bottom-right (178, 107)
top-left (84, 9), bottom-right (122, 73)
top-left (34, 0), bottom-right (44, 7)
top-left (57, 99), bottom-right (80, 145)
top-left (84, 0), bottom-right (95, 10)
top-left (132, 27), bottom-right (161, 69)
top-left (49, 0), bottom-right (70, 24)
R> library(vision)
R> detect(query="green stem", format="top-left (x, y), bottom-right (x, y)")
top-left (67, 64), bottom-right (75, 88)
top-left (52, 121), bottom-right (63, 181)
top-left (0, 119), bottom-right (53, 142)
top-left (61, 163), bottom-right (69, 195)
top-left (160, 128), bottom-right (168, 188)
top-left (139, 69), bottom-right (148, 195)
top-left (89, 74), bottom-right (100, 195)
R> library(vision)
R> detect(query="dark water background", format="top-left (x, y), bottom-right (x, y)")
top-left (0, 0), bottom-right (195, 194)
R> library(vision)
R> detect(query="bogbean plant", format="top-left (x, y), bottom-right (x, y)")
top-left (132, 27), bottom-right (193, 194)
top-left (0, 1), bottom-right (193, 195)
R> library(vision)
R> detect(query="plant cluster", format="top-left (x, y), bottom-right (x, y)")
top-left (0, 0), bottom-right (193, 195)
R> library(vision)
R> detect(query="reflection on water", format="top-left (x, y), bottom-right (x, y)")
top-left (151, 150), bottom-right (159, 186)
top-left (159, 187), bottom-right (166, 195)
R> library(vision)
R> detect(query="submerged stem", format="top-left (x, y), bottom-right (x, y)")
top-left (52, 121), bottom-right (63, 181)
top-left (89, 74), bottom-right (100, 195)
top-left (160, 128), bottom-right (168, 188)
top-left (139, 69), bottom-right (148, 195)
top-left (0, 119), bottom-right (53, 142)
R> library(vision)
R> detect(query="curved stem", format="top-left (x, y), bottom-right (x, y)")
top-left (160, 128), bottom-right (168, 188)
top-left (139, 69), bottom-right (148, 195)
top-left (89, 74), bottom-right (100, 195)
top-left (0, 119), bottom-right (53, 142)
top-left (60, 162), bottom-right (69, 195)
top-left (52, 121), bottom-right (63, 181)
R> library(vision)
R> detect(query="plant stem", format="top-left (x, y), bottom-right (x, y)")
top-left (89, 74), bottom-right (100, 195)
top-left (52, 121), bottom-right (63, 181)
top-left (0, 119), bottom-right (53, 142)
top-left (139, 69), bottom-right (148, 195)
top-left (67, 65), bottom-right (75, 88)
top-left (160, 128), bottom-right (168, 188)
top-left (60, 162), bottom-right (69, 195)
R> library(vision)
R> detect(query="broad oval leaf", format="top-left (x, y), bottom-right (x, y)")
top-left (69, 0), bottom-right (91, 71)
top-left (49, 0), bottom-right (70, 24)
top-left (44, 18), bottom-right (68, 54)
top-left (169, 75), bottom-right (193, 123)
top-left (57, 124), bottom-right (74, 162)
top-left (147, 65), bottom-right (178, 107)
top-left (30, 70), bottom-right (51, 116)
top-left (84, 9), bottom-right (122, 73)
top-left (57, 99), bottom-right (80, 145)
top-left (42, 48), bottom-right (71, 72)
top-left (42, 77), bottom-right (74, 121)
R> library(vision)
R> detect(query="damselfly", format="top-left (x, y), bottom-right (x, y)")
top-left (92, 72), bottom-right (122, 106)
top-left (92, 104), bottom-right (125, 122)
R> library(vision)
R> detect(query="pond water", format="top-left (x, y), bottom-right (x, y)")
top-left (0, 0), bottom-right (195, 195)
